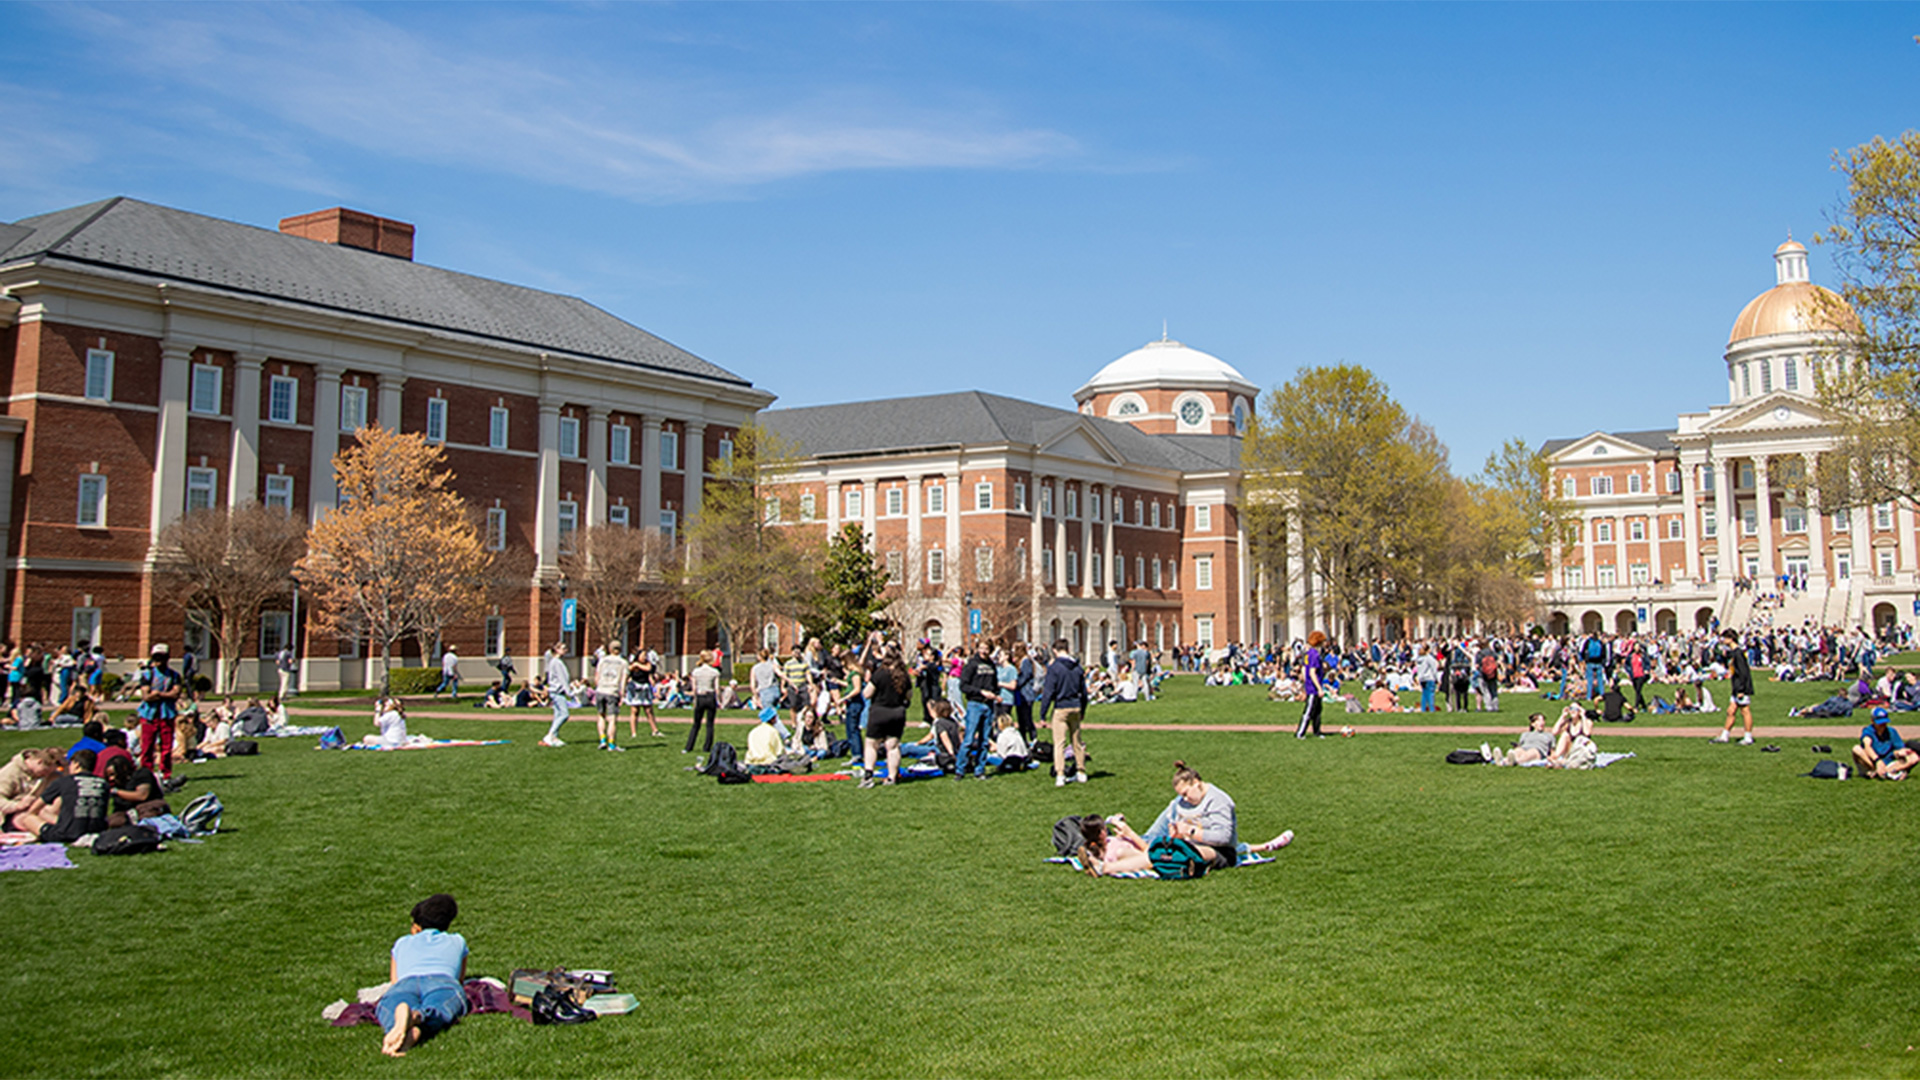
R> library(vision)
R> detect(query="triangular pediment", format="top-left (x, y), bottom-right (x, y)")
top-left (1036, 417), bottom-right (1125, 464)
top-left (1549, 431), bottom-right (1659, 463)
top-left (1698, 392), bottom-right (1836, 435)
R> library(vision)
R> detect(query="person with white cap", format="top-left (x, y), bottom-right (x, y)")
top-left (1852, 707), bottom-right (1920, 780)
top-left (135, 643), bottom-right (184, 787)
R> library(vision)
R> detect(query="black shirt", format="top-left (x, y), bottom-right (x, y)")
top-left (41, 773), bottom-right (109, 843)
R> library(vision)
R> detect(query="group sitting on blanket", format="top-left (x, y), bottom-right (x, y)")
top-left (1486, 707), bottom-right (1605, 769)
top-left (1075, 761), bottom-right (1295, 877)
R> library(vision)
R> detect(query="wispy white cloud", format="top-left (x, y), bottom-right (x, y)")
top-left (36, 3), bottom-right (1080, 203)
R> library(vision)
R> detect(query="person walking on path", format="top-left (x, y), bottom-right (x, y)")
top-left (1712, 629), bottom-right (1756, 745)
top-left (1295, 631), bottom-right (1328, 738)
top-left (275, 643), bottom-right (298, 701)
top-left (538, 642), bottom-right (575, 748)
top-left (432, 645), bottom-right (461, 700)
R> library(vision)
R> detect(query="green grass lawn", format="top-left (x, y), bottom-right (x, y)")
top-left (4, 708), bottom-right (1919, 1078)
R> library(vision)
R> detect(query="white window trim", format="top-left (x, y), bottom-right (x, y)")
top-left (610, 423), bottom-right (632, 465)
top-left (489, 406), bottom-right (510, 450)
top-left (190, 362), bottom-right (223, 416)
top-left (77, 473), bottom-right (105, 528)
top-left (84, 349), bottom-right (113, 402)
top-left (928, 484), bottom-right (946, 515)
top-left (661, 430), bottom-right (681, 473)
top-left (799, 493), bottom-right (815, 521)
top-left (1195, 504), bottom-right (1212, 532)
top-left (268, 375), bottom-right (298, 424)
top-left (558, 416), bottom-right (581, 459)
top-left (425, 397), bottom-right (448, 443)
top-left (1195, 555), bottom-right (1213, 591)
top-left (608, 504), bottom-right (630, 529)
top-left (186, 466), bottom-right (219, 513)
top-left (486, 507), bottom-right (508, 551)
top-left (928, 548), bottom-right (946, 584)
top-left (975, 482), bottom-right (993, 512)
top-left (340, 385), bottom-right (368, 433)
top-left (264, 473), bottom-right (295, 510)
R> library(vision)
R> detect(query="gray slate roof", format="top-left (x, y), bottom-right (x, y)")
top-left (0, 197), bottom-right (753, 388)
top-left (763, 390), bottom-right (1241, 473)
top-left (1539, 428), bottom-right (1678, 456)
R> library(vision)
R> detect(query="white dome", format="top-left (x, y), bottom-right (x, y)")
top-left (1075, 337), bottom-right (1256, 401)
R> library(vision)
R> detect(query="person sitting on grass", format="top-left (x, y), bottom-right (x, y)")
top-left (1853, 707), bottom-right (1920, 781)
top-left (990, 715), bottom-right (1029, 773)
top-left (0, 747), bottom-right (63, 831)
top-left (478, 681), bottom-right (511, 709)
top-left (1598, 679), bottom-right (1635, 723)
top-left (1140, 761), bottom-right (1248, 871)
top-left (1366, 682), bottom-right (1401, 713)
top-left (371, 697), bottom-right (409, 749)
top-left (377, 893), bottom-right (468, 1058)
top-left (744, 707), bottom-right (784, 768)
top-left (103, 755), bottom-right (163, 827)
top-left (1489, 713), bottom-right (1556, 766)
top-left (13, 748), bottom-right (110, 842)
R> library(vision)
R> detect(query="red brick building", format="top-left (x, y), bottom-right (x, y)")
top-left (0, 198), bottom-right (771, 688)
top-left (761, 337), bottom-right (1263, 657)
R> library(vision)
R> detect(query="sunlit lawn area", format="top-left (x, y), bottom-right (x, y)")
top-left (5, 688), bottom-right (1919, 1078)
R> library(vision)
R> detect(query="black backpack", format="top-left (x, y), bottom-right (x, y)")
top-left (226, 739), bottom-right (259, 756)
top-left (701, 742), bottom-right (753, 785)
top-left (1052, 815), bottom-right (1092, 858)
top-left (1030, 740), bottom-right (1055, 764)
top-left (1445, 749), bottom-right (1486, 765)
top-left (93, 826), bottom-right (164, 855)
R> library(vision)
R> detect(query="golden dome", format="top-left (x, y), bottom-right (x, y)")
top-left (1774, 238), bottom-right (1806, 256)
top-left (1727, 281), bottom-right (1856, 345)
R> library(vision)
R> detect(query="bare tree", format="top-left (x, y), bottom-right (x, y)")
top-left (152, 504), bottom-right (308, 693)
top-left (560, 525), bottom-right (686, 650)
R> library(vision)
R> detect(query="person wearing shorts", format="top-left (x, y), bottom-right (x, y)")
top-left (625, 651), bottom-right (662, 738)
top-left (1712, 629), bottom-right (1755, 745)
top-left (1853, 707), bottom-right (1920, 779)
top-left (592, 643), bottom-right (627, 752)
top-left (1039, 639), bottom-right (1088, 788)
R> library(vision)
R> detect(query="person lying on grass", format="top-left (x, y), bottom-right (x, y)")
top-left (378, 893), bottom-right (468, 1058)
top-left (1853, 708), bottom-right (1920, 782)
top-left (1488, 714), bottom-right (1556, 766)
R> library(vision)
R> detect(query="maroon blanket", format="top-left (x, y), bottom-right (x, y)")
top-left (331, 979), bottom-right (531, 1026)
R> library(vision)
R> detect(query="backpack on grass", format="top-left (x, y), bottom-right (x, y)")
top-left (93, 825), bottom-right (164, 855)
top-left (181, 792), bottom-right (223, 835)
top-left (1445, 749), bottom-right (1486, 765)
top-left (699, 743), bottom-right (752, 785)
top-left (1148, 837), bottom-right (1210, 880)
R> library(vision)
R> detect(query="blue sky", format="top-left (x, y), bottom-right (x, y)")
top-left (2, 2), bottom-right (1914, 471)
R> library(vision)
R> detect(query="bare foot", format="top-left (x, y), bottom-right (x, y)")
top-left (381, 1003), bottom-right (416, 1057)
top-left (1251, 830), bottom-right (1295, 853)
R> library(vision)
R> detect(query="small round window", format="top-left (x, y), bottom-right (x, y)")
top-left (1179, 400), bottom-right (1206, 426)
top-left (1116, 400), bottom-right (1142, 416)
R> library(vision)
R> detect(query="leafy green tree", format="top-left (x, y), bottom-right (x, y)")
top-left (807, 522), bottom-right (890, 649)
top-left (1814, 130), bottom-right (1920, 509)
top-left (684, 424), bottom-right (818, 662)
top-left (1243, 364), bottom-right (1451, 643)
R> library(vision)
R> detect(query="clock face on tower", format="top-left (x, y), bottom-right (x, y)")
top-left (1774, 406), bottom-right (1790, 422)
top-left (1179, 400), bottom-right (1205, 426)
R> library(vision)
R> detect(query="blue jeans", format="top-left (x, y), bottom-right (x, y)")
top-left (1584, 663), bottom-right (1604, 698)
top-left (546, 696), bottom-right (571, 739)
top-left (961, 701), bottom-right (993, 776)
top-left (376, 975), bottom-right (466, 1037)
top-left (1419, 680), bottom-right (1436, 712)
top-left (844, 696), bottom-right (865, 760)
top-left (434, 673), bottom-right (460, 697)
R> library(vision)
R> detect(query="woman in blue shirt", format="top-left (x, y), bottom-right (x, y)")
top-left (378, 894), bottom-right (468, 1057)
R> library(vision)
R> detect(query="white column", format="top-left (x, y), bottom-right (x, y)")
top-left (640, 416), bottom-right (663, 534)
top-left (1897, 500), bottom-right (1917, 576)
top-left (229, 354), bottom-right (263, 507)
top-left (1580, 511), bottom-right (1595, 591)
top-left (1754, 454), bottom-right (1774, 579)
top-left (150, 343), bottom-right (192, 536)
top-left (907, 476), bottom-right (924, 588)
top-left (1286, 504), bottom-right (1308, 643)
top-left (1078, 487), bottom-right (1092, 598)
top-left (536, 401), bottom-right (561, 573)
top-left (826, 475), bottom-right (841, 532)
top-left (1850, 467), bottom-right (1872, 580)
top-left (1613, 511), bottom-right (1627, 587)
top-left (377, 372), bottom-right (405, 432)
top-left (1052, 480), bottom-right (1068, 599)
top-left (586, 408), bottom-right (609, 526)
top-left (1103, 486), bottom-right (1117, 597)
top-left (1805, 453), bottom-right (1827, 586)
top-left (1647, 509), bottom-right (1663, 587)
top-left (1029, 475), bottom-right (1046, 634)
top-left (861, 479), bottom-right (877, 550)
top-left (1711, 458), bottom-right (1732, 586)
top-left (1681, 457), bottom-right (1701, 581)
top-left (1236, 513), bottom-right (1250, 644)
top-left (309, 364), bottom-right (342, 517)
top-left (684, 421), bottom-right (706, 525)
top-left (945, 469), bottom-right (962, 562)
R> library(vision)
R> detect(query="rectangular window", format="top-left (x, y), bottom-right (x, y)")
top-left (1066, 489), bottom-right (1079, 519)
top-left (1564, 565), bottom-right (1584, 588)
top-left (1627, 473), bottom-right (1643, 494)
top-left (975, 546), bottom-right (994, 583)
top-left (1133, 498), bottom-right (1143, 524)
top-left (928, 548), bottom-right (946, 584)
top-left (1597, 565), bottom-right (1617, 588)
top-left (1152, 559), bottom-right (1162, 589)
top-left (608, 504), bottom-right (629, 529)
top-left (340, 385), bottom-right (368, 432)
top-left (1563, 476), bottom-right (1576, 498)
top-left (718, 437), bottom-right (733, 463)
top-left (489, 407), bottom-right (510, 450)
top-left (1785, 356), bottom-right (1800, 391)
top-left (1880, 550), bottom-right (1897, 577)
top-left (1703, 558), bottom-right (1717, 582)
top-left (1195, 555), bottom-right (1213, 591)
top-left (1836, 553), bottom-right (1851, 580)
top-left (1742, 505), bottom-right (1758, 535)
top-left (1666, 518), bottom-right (1683, 540)
top-left (186, 467), bottom-right (218, 513)
top-left (764, 497), bottom-right (782, 524)
top-left (845, 488), bottom-right (863, 521)
top-left (558, 416), bottom-right (580, 459)
top-left (557, 500), bottom-right (579, 552)
top-left (486, 507), bottom-right (507, 550)
top-left (71, 607), bottom-right (101, 651)
top-left (1590, 476), bottom-right (1613, 496)
top-left (1066, 549), bottom-right (1079, 586)
top-left (1090, 492), bottom-right (1101, 521)
top-left (1702, 466), bottom-right (1716, 492)
top-left (658, 509), bottom-right (677, 538)
top-left (1135, 555), bottom-right (1145, 587)
top-left (1666, 470), bottom-right (1682, 494)
top-left (1195, 616), bottom-right (1214, 650)
top-left (886, 551), bottom-right (903, 584)
top-left (976, 482), bottom-right (993, 511)
top-left (609, 424), bottom-right (631, 465)
top-left (77, 474), bottom-right (105, 527)
top-left (425, 398), bottom-right (447, 443)
top-left (190, 363), bottom-right (222, 415)
top-left (1014, 482), bottom-right (1027, 512)
top-left (1760, 361), bottom-right (1773, 393)
top-left (1168, 561), bottom-right (1178, 590)
top-left (1739, 463), bottom-right (1755, 489)
top-left (264, 474), bottom-right (294, 511)
top-left (1741, 363), bottom-right (1752, 397)
top-left (1784, 505), bottom-right (1807, 533)
top-left (84, 349), bottom-right (113, 401)
top-left (799, 493), bottom-right (815, 521)
top-left (268, 375), bottom-right (297, 424)
top-left (1151, 502), bottom-right (1162, 529)
top-left (1628, 520), bottom-right (1645, 541)
top-left (661, 430), bottom-right (680, 471)
top-left (1042, 548), bottom-right (1055, 583)
top-left (485, 615), bottom-right (505, 658)
top-left (1091, 551), bottom-right (1103, 587)
top-left (1596, 521), bottom-right (1613, 543)
top-left (886, 488), bottom-right (903, 516)
top-left (1835, 508), bottom-right (1850, 532)
top-left (1876, 503), bottom-right (1894, 530)
top-left (258, 611), bottom-right (291, 659)
top-left (1115, 553), bottom-right (1126, 588)
top-left (1629, 563), bottom-right (1650, 585)
top-left (1195, 504), bottom-right (1212, 532)
top-left (1041, 486), bottom-right (1054, 516)
top-left (1703, 512), bottom-right (1717, 539)
top-left (928, 484), bottom-right (945, 514)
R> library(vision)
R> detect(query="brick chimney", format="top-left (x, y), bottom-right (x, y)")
top-left (278, 208), bottom-right (414, 261)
